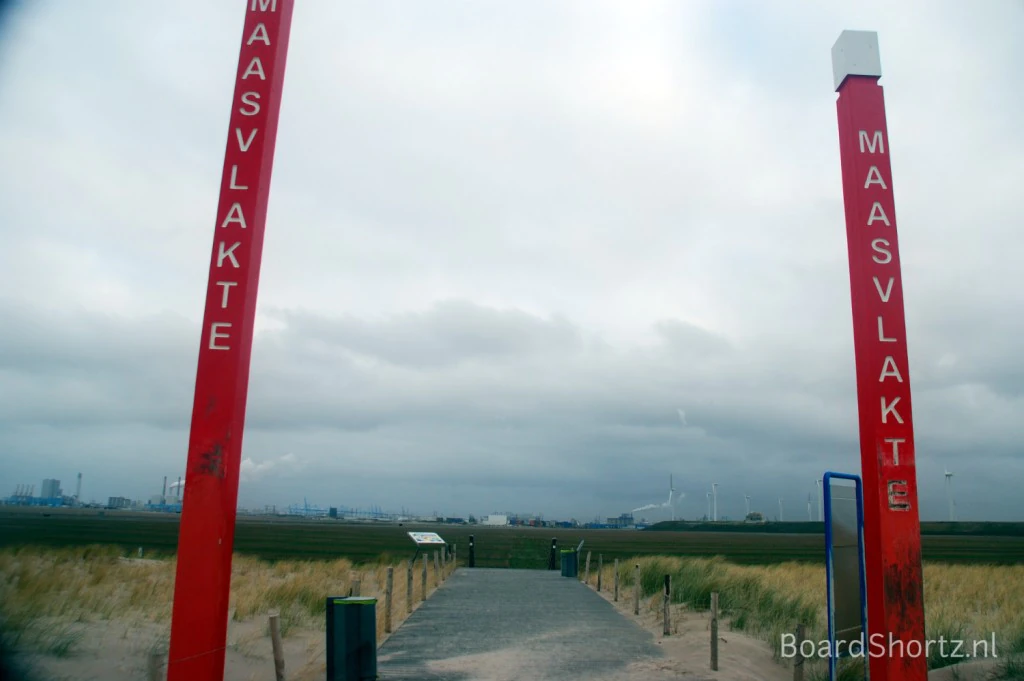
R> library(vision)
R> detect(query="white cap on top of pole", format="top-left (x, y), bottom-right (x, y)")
top-left (831, 30), bottom-right (882, 92)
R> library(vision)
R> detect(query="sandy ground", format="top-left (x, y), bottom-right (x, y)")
top-left (11, 614), bottom-right (1006, 681)
top-left (590, 582), bottom-right (1005, 681)
top-left (10, 617), bottom-right (330, 681)
top-left (591, 584), bottom-right (791, 681)
top-left (5, 556), bottom-right (430, 681)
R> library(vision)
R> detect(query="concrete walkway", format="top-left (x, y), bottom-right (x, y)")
top-left (377, 568), bottom-right (668, 681)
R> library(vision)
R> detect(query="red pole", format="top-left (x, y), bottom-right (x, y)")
top-left (167, 2), bottom-right (293, 679)
top-left (832, 31), bottom-right (927, 680)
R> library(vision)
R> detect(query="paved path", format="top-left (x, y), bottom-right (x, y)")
top-left (377, 568), bottom-right (671, 681)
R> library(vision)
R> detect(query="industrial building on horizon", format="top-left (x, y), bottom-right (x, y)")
top-left (3, 473), bottom-right (186, 512)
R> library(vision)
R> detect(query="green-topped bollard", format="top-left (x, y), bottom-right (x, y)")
top-left (560, 549), bottom-right (578, 578)
top-left (326, 596), bottom-right (377, 681)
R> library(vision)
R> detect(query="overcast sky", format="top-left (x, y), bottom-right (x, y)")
top-left (0, 1), bottom-right (1021, 523)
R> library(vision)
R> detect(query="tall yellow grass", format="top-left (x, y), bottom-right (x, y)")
top-left (6, 546), bottom-right (1021, 679)
top-left (0, 546), bottom-right (449, 655)
top-left (591, 556), bottom-right (1024, 676)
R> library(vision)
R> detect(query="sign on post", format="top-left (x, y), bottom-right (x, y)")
top-left (167, 2), bottom-right (294, 680)
top-left (407, 532), bottom-right (446, 546)
top-left (832, 30), bottom-right (927, 680)
top-left (823, 472), bottom-right (868, 681)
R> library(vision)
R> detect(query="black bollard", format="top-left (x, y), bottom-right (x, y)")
top-left (548, 538), bottom-right (557, 570)
top-left (468, 535), bottom-right (475, 568)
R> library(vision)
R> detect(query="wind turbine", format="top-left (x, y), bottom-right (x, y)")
top-left (631, 475), bottom-right (683, 520)
top-left (944, 469), bottom-right (955, 521)
top-left (711, 483), bottom-right (718, 521)
top-left (667, 475), bottom-right (676, 521)
top-left (744, 494), bottom-right (751, 517)
top-left (778, 497), bottom-right (784, 522)
top-left (816, 478), bottom-right (823, 522)
top-left (807, 493), bottom-right (813, 521)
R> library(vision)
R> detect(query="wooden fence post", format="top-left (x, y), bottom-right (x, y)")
top-left (584, 551), bottom-right (591, 585)
top-left (793, 622), bottom-right (806, 681)
top-left (633, 564), bottom-right (640, 616)
top-left (350, 575), bottom-right (361, 597)
top-left (421, 555), bottom-right (428, 601)
top-left (614, 558), bottom-right (619, 601)
top-left (406, 560), bottom-right (413, 614)
top-left (434, 551), bottom-right (440, 586)
top-left (269, 613), bottom-right (286, 681)
top-left (597, 554), bottom-right (603, 591)
top-left (663, 575), bottom-right (671, 636)
top-left (385, 566), bottom-right (394, 634)
top-left (710, 591), bottom-right (719, 671)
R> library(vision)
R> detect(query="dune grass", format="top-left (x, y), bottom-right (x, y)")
top-left (593, 555), bottom-right (1024, 679)
top-left (5, 545), bottom-right (1021, 679)
top-left (0, 545), bottom-right (450, 661)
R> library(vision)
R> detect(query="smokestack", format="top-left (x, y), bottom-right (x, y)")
top-left (76, 473), bottom-right (82, 501)
top-left (162, 476), bottom-right (167, 503)
top-left (176, 477), bottom-right (182, 501)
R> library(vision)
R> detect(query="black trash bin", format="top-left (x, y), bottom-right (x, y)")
top-left (560, 549), bottom-right (578, 578)
top-left (326, 596), bottom-right (377, 681)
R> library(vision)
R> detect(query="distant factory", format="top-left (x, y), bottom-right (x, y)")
top-left (5, 477), bottom-right (78, 508)
top-left (3, 472), bottom-right (186, 513)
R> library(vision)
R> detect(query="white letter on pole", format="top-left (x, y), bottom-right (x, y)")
top-left (877, 317), bottom-right (897, 343)
top-left (209, 323), bottom-right (232, 350)
top-left (879, 356), bottom-right (904, 382)
top-left (871, 238), bottom-right (892, 264)
top-left (235, 128), bottom-right (258, 152)
top-left (867, 202), bottom-right (891, 226)
top-left (247, 23), bottom-right (271, 46)
top-left (228, 165), bottom-right (248, 191)
top-left (864, 166), bottom-right (888, 189)
top-left (881, 397), bottom-right (904, 424)
top-left (240, 92), bottom-right (261, 116)
top-left (220, 203), bottom-right (249, 229)
top-left (217, 241), bottom-right (241, 268)
top-left (884, 438), bottom-right (906, 466)
top-left (216, 281), bottom-right (238, 309)
top-left (241, 57), bottom-right (266, 81)
top-left (858, 130), bottom-right (885, 154)
top-left (872, 277), bottom-right (894, 303)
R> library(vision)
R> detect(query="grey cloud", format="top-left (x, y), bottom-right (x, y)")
top-left (268, 300), bottom-right (583, 368)
top-left (1, 297), bottom-right (1020, 519)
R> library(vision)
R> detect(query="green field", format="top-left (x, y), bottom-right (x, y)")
top-left (2, 508), bottom-right (1022, 567)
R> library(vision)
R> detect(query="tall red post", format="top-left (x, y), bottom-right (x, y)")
top-left (167, 1), bottom-right (293, 679)
top-left (832, 31), bottom-right (927, 679)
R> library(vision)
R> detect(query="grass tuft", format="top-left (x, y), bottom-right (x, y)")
top-left (600, 555), bottom-right (1024, 675)
top-left (0, 546), bottom-right (440, 661)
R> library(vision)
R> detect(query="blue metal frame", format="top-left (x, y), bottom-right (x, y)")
top-left (823, 471), bottom-right (868, 681)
